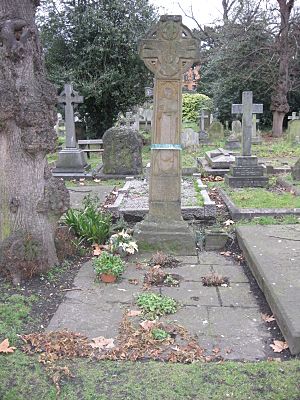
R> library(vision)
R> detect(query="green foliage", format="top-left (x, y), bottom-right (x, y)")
top-left (182, 93), bottom-right (213, 123)
top-left (93, 251), bottom-right (124, 277)
top-left (136, 293), bottom-right (177, 319)
top-left (64, 195), bottom-right (111, 244)
top-left (194, 180), bottom-right (205, 206)
top-left (38, 0), bottom-right (157, 137)
top-left (0, 294), bottom-right (37, 343)
top-left (151, 328), bottom-right (170, 341)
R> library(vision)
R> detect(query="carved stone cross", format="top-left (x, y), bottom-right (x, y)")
top-left (232, 92), bottom-right (263, 156)
top-left (199, 109), bottom-right (209, 132)
top-left (138, 15), bottom-right (200, 222)
top-left (58, 83), bottom-right (83, 148)
top-left (288, 112), bottom-right (300, 121)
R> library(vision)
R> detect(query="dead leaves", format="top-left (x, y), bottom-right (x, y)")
top-left (0, 339), bottom-right (16, 354)
top-left (140, 320), bottom-right (156, 331)
top-left (89, 337), bottom-right (115, 350)
top-left (127, 310), bottom-right (142, 317)
top-left (92, 243), bottom-right (110, 256)
top-left (261, 313), bottom-right (276, 323)
top-left (270, 340), bottom-right (289, 353)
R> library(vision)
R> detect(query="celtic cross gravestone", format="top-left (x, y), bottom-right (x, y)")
top-left (53, 83), bottom-right (89, 177)
top-left (135, 15), bottom-right (200, 254)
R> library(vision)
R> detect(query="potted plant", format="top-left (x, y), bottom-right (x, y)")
top-left (93, 251), bottom-right (125, 283)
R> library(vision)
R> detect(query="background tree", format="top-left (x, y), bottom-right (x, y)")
top-left (38, 0), bottom-right (157, 137)
top-left (271, 0), bottom-right (295, 137)
top-left (0, 0), bottom-right (69, 284)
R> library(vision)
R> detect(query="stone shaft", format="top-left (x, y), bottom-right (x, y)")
top-left (242, 91), bottom-right (253, 156)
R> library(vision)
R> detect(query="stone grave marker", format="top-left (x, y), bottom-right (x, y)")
top-left (53, 83), bottom-right (89, 176)
top-left (252, 114), bottom-right (262, 144)
top-left (292, 159), bottom-right (300, 180)
top-left (198, 109), bottom-right (211, 143)
top-left (205, 148), bottom-right (235, 170)
top-left (181, 128), bottom-right (199, 149)
top-left (135, 15), bottom-right (200, 255)
top-left (225, 119), bottom-right (242, 150)
top-left (102, 127), bottom-right (142, 176)
top-left (225, 91), bottom-right (268, 187)
top-left (287, 112), bottom-right (300, 144)
top-left (208, 120), bottom-right (224, 142)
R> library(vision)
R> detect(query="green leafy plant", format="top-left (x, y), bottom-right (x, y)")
top-left (93, 251), bottom-right (124, 278)
top-left (64, 195), bottom-right (111, 244)
top-left (151, 328), bottom-right (170, 341)
top-left (136, 293), bottom-right (177, 319)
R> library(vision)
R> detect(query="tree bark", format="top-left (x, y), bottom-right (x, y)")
top-left (0, 0), bottom-right (69, 283)
top-left (271, 0), bottom-right (295, 137)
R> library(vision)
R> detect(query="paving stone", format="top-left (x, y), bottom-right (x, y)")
top-left (160, 282), bottom-right (219, 306)
top-left (162, 306), bottom-right (209, 336)
top-left (218, 283), bottom-right (259, 308)
top-left (237, 225), bottom-right (300, 354)
top-left (163, 264), bottom-right (212, 281)
top-left (211, 264), bottom-right (249, 283)
top-left (198, 251), bottom-right (235, 265)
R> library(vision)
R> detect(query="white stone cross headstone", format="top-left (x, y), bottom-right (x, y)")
top-left (58, 83), bottom-right (83, 148)
top-left (232, 92), bottom-right (263, 156)
top-left (288, 112), bottom-right (300, 121)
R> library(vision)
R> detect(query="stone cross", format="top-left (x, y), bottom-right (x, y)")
top-left (125, 112), bottom-right (134, 128)
top-left (199, 109), bottom-right (209, 132)
top-left (288, 112), bottom-right (300, 121)
top-left (232, 92), bottom-right (263, 156)
top-left (139, 15), bottom-right (200, 221)
top-left (58, 83), bottom-right (83, 148)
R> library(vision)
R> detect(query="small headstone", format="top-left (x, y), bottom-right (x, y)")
top-left (102, 127), bottom-right (143, 175)
top-left (199, 109), bottom-right (209, 133)
top-left (181, 128), bottom-right (199, 149)
top-left (287, 119), bottom-right (300, 144)
top-left (232, 120), bottom-right (242, 138)
top-left (225, 91), bottom-right (268, 188)
top-left (291, 159), bottom-right (300, 181)
top-left (252, 114), bottom-right (262, 144)
top-left (208, 121), bottom-right (224, 141)
top-left (53, 83), bottom-right (89, 176)
top-left (225, 133), bottom-right (241, 150)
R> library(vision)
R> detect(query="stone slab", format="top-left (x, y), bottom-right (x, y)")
top-left (225, 175), bottom-right (269, 188)
top-left (218, 283), bottom-right (260, 308)
top-left (237, 224), bottom-right (300, 354)
top-left (160, 282), bottom-right (220, 306)
top-left (198, 251), bottom-right (235, 265)
top-left (211, 264), bottom-right (249, 283)
top-left (69, 185), bottom-right (114, 208)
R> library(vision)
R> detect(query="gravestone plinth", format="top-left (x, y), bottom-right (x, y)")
top-left (225, 91), bottom-right (268, 188)
top-left (53, 84), bottom-right (90, 177)
top-left (134, 15), bottom-right (199, 255)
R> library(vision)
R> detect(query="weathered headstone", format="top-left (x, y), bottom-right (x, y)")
top-left (287, 118), bottom-right (300, 144)
top-left (252, 114), bottom-right (262, 144)
top-left (135, 15), bottom-right (200, 255)
top-left (208, 121), bottom-right (224, 141)
top-left (199, 109), bottom-right (209, 133)
top-left (232, 120), bottom-right (242, 137)
top-left (225, 119), bottom-right (242, 150)
top-left (291, 159), bottom-right (300, 181)
top-left (53, 84), bottom-right (89, 176)
top-left (225, 91), bottom-right (268, 187)
top-left (102, 127), bottom-right (142, 175)
top-left (288, 112), bottom-right (300, 122)
top-left (181, 128), bottom-right (199, 149)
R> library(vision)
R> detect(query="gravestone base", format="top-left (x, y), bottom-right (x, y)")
top-left (134, 218), bottom-right (197, 256)
top-left (251, 136), bottom-right (262, 145)
top-left (225, 156), bottom-right (268, 188)
top-left (225, 138), bottom-right (241, 150)
top-left (291, 160), bottom-right (300, 181)
top-left (53, 148), bottom-right (90, 175)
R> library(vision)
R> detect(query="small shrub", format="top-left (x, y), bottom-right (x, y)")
top-left (151, 328), bottom-right (170, 341)
top-left (182, 93), bottom-right (213, 123)
top-left (201, 273), bottom-right (230, 287)
top-left (136, 293), bottom-right (177, 319)
top-left (109, 230), bottom-right (138, 255)
top-left (93, 251), bottom-right (124, 278)
top-left (149, 252), bottom-right (180, 268)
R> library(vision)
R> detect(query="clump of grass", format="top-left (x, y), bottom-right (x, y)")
top-left (201, 273), bottom-right (230, 287)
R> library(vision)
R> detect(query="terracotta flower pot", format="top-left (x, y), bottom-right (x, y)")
top-left (100, 273), bottom-right (117, 283)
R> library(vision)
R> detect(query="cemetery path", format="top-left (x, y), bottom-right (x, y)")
top-left (46, 250), bottom-right (284, 361)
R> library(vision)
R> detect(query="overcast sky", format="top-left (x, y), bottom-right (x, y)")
top-left (150, 0), bottom-right (223, 28)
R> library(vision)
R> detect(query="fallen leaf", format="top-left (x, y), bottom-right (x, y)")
top-left (128, 279), bottom-right (139, 285)
top-left (93, 179), bottom-right (101, 183)
top-left (92, 244), bottom-right (102, 256)
top-left (89, 337), bottom-right (115, 350)
top-left (220, 251), bottom-right (232, 257)
top-left (127, 310), bottom-right (142, 317)
top-left (0, 339), bottom-right (16, 354)
top-left (261, 313), bottom-right (276, 323)
top-left (140, 320), bottom-right (156, 331)
top-left (270, 340), bottom-right (289, 353)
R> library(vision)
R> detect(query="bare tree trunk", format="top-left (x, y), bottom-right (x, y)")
top-left (271, 0), bottom-right (295, 137)
top-left (0, 0), bottom-right (69, 283)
